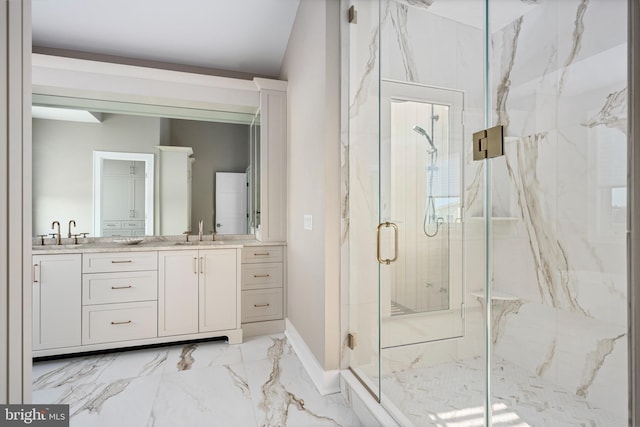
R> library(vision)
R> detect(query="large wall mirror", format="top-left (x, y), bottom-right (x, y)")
top-left (32, 54), bottom-right (286, 242)
top-left (32, 94), bottom-right (260, 238)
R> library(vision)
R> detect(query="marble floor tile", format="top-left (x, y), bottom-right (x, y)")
top-left (164, 339), bottom-right (243, 373)
top-left (379, 355), bottom-right (625, 427)
top-left (149, 363), bottom-right (257, 427)
top-left (244, 336), bottom-right (361, 427)
top-left (33, 334), bottom-right (362, 427)
top-left (34, 373), bottom-right (163, 427)
top-left (32, 354), bottom-right (116, 391)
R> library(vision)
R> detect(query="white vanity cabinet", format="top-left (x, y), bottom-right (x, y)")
top-left (158, 248), bottom-right (241, 340)
top-left (241, 246), bottom-right (285, 335)
top-left (32, 244), bottom-right (249, 357)
top-left (32, 254), bottom-right (82, 350)
top-left (81, 251), bottom-right (158, 345)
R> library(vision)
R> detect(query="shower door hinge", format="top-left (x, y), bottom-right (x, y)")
top-left (348, 5), bottom-right (357, 24)
top-left (472, 125), bottom-right (504, 161)
top-left (347, 333), bottom-right (357, 350)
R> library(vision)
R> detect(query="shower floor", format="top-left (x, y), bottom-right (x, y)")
top-left (376, 356), bottom-right (624, 427)
top-left (390, 300), bottom-right (415, 316)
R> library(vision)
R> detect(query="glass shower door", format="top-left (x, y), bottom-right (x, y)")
top-left (378, 80), bottom-right (465, 348)
top-left (345, 0), bottom-right (490, 421)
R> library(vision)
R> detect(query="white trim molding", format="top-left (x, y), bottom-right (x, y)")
top-left (285, 319), bottom-right (340, 396)
top-left (1, 0), bottom-right (32, 403)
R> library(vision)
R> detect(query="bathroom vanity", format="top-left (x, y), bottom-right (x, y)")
top-left (32, 240), bottom-right (285, 357)
top-left (30, 54), bottom-right (289, 358)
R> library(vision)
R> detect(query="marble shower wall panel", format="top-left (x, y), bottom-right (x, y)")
top-left (489, 0), bottom-right (627, 417)
top-left (380, 0), bottom-right (486, 222)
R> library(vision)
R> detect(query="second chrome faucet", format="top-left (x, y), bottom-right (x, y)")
top-left (51, 221), bottom-right (61, 245)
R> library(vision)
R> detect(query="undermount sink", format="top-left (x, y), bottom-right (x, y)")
top-left (172, 240), bottom-right (225, 246)
top-left (33, 243), bottom-right (84, 249)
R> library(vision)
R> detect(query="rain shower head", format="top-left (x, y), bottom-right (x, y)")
top-left (412, 125), bottom-right (437, 152)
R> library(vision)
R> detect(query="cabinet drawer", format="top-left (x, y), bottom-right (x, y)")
top-left (241, 263), bottom-right (283, 290)
top-left (82, 301), bottom-right (157, 345)
top-left (242, 246), bottom-right (283, 264)
top-left (83, 251), bottom-right (157, 273)
top-left (123, 221), bottom-right (144, 229)
top-left (241, 289), bottom-right (283, 323)
top-left (83, 271), bottom-right (157, 305)
top-left (103, 230), bottom-right (132, 237)
top-left (103, 221), bottom-right (122, 229)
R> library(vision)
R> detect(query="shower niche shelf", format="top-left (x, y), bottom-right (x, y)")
top-left (468, 216), bottom-right (519, 221)
top-left (470, 289), bottom-right (519, 301)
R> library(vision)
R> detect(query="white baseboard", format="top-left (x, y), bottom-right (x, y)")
top-left (285, 318), bottom-right (340, 396)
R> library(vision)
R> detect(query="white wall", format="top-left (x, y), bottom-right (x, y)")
top-left (32, 114), bottom-right (160, 236)
top-left (168, 119), bottom-right (249, 234)
top-left (280, 0), bottom-right (341, 370)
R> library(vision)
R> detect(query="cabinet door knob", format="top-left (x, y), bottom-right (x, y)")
top-left (111, 285), bottom-right (133, 290)
top-left (254, 303), bottom-right (270, 308)
top-left (110, 320), bottom-right (132, 325)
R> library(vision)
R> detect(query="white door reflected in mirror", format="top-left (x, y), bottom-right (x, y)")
top-left (215, 172), bottom-right (248, 235)
top-left (93, 151), bottom-right (154, 237)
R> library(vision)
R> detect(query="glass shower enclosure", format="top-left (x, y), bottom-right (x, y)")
top-left (345, 0), bottom-right (629, 425)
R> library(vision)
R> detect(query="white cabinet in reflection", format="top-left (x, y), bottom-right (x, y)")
top-left (157, 146), bottom-right (193, 236)
top-left (101, 159), bottom-right (146, 237)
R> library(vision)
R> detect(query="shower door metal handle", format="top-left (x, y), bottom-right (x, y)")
top-left (377, 222), bottom-right (398, 265)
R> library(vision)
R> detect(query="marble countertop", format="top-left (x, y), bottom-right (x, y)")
top-left (31, 236), bottom-right (286, 254)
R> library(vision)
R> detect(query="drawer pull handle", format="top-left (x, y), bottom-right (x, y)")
top-left (253, 253), bottom-right (270, 256)
top-left (254, 274), bottom-right (271, 278)
top-left (111, 285), bottom-right (133, 290)
top-left (111, 320), bottom-right (132, 325)
top-left (111, 260), bottom-right (133, 264)
top-left (254, 303), bottom-right (270, 307)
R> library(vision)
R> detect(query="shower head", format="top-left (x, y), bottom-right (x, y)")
top-left (412, 125), bottom-right (437, 152)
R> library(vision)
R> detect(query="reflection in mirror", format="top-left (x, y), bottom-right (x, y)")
top-left (248, 113), bottom-right (261, 233)
top-left (381, 80), bottom-right (464, 321)
top-left (32, 99), bottom-right (258, 238)
top-left (388, 98), bottom-right (459, 315)
top-left (380, 80), bottom-right (465, 348)
top-left (93, 151), bottom-right (154, 237)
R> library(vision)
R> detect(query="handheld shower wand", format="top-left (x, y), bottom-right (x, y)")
top-left (412, 125), bottom-right (437, 153)
top-left (412, 123), bottom-right (443, 237)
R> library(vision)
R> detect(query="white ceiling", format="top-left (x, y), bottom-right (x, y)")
top-left (31, 0), bottom-right (300, 77)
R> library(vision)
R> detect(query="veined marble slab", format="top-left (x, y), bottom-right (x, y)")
top-left (33, 335), bottom-right (362, 427)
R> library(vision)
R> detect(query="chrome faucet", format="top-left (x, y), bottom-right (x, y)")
top-left (67, 219), bottom-right (76, 238)
top-left (198, 220), bottom-right (204, 242)
top-left (51, 221), bottom-right (61, 245)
